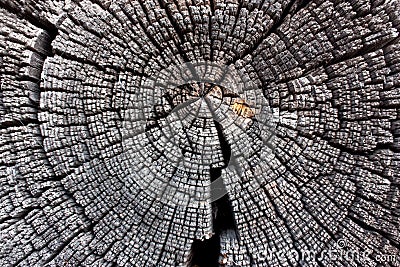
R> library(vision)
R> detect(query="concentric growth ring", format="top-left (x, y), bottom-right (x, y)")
top-left (122, 61), bottom-right (277, 207)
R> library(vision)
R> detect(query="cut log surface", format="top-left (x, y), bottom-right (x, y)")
top-left (0, 0), bottom-right (400, 266)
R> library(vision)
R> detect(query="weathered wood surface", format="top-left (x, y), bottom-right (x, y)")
top-left (0, 0), bottom-right (399, 266)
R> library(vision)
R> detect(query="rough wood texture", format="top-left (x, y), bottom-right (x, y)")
top-left (0, 0), bottom-right (400, 266)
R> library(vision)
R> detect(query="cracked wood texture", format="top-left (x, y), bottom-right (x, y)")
top-left (1, 0), bottom-right (400, 266)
